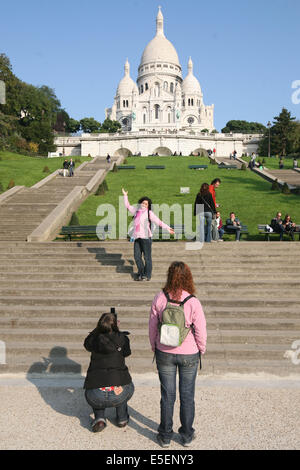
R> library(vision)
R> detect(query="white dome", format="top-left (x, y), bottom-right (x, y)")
top-left (182, 57), bottom-right (201, 94)
top-left (116, 59), bottom-right (138, 96)
top-left (140, 7), bottom-right (180, 67)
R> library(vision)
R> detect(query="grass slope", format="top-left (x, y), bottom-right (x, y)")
top-left (0, 152), bottom-right (91, 190)
top-left (77, 156), bottom-right (300, 240)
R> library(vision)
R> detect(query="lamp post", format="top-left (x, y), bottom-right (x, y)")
top-left (267, 121), bottom-right (271, 158)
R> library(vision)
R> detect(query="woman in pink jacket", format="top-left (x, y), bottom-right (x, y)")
top-left (149, 261), bottom-right (207, 448)
top-left (122, 188), bottom-right (174, 281)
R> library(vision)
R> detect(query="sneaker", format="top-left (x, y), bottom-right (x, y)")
top-left (134, 275), bottom-right (143, 281)
top-left (180, 433), bottom-right (196, 447)
top-left (92, 420), bottom-right (106, 433)
top-left (217, 239), bottom-right (224, 242)
top-left (156, 434), bottom-right (171, 448)
top-left (117, 420), bottom-right (128, 428)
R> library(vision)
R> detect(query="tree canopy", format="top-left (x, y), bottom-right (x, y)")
top-left (221, 120), bottom-right (266, 134)
top-left (258, 108), bottom-right (299, 156)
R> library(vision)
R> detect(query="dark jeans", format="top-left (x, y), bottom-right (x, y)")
top-left (155, 349), bottom-right (199, 442)
top-left (274, 225), bottom-right (285, 241)
top-left (218, 227), bottom-right (224, 239)
top-left (134, 238), bottom-right (152, 278)
top-left (85, 382), bottom-right (134, 424)
top-left (225, 226), bottom-right (241, 241)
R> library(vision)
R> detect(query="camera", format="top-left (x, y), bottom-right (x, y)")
top-left (111, 307), bottom-right (117, 319)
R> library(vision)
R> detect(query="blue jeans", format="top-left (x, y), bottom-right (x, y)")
top-left (155, 349), bottom-right (199, 442)
top-left (218, 227), bottom-right (224, 239)
top-left (134, 238), bottom-right (152, 278)
top-left (85, 382), bottom-right (134, 424)
top-left (198, 212), bottom-right (212, 243)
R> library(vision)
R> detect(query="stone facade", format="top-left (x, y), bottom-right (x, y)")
top-left (105, 7), bottom-right (214, 133)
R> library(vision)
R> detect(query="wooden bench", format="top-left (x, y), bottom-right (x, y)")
top-left (61, 225), bottom-right (112, 241)
top-left (224, 224), bottom-right (248, 238)
top-left (258, 224), bottom-right (300, 241)
top-left (188, 165), bottom-right (208, 170)
top-left (117, 166), bottom-right (136, 169)
top-left (218, 163), bottom-right (238, 169)
top-left (146, 165), bottom-right (165, 169)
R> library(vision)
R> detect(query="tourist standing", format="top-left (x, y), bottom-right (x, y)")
top-left (208, 178), bottom-right (221, 208)
top-left (122, 188), bottom-right (174, 281)
top-left (149, 261), bottom-right (207, 447)
top-left (194, 183), bottom-right (217, 243)
top-left (63, 159), bottom-right (69, 177)
top-left (83, 312), bottom-right (134, 432)
top-left (69, 159), bottom-right (75, 177)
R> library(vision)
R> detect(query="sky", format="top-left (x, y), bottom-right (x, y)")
top-left (1, 0), bottom-right (300, 131)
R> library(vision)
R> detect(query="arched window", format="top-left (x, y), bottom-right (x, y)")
top-left (191, 99), bottom-right (194, 106)
top-left (123, 100), bottom-right (125, 107)
top-left (154, 104), bottom-right (160, 119)
top-left (170, 83), bottom-right (174, 93)
top-left (154, 83), bottom-right (160, 97)
top-left (145, 83), bottom-right (148, 90)
top-left (126, 100), bottom-right (129, 108)
top-left (143, 114), bottom-right (146, 124)
top-left (141, 85), bottom-right (144, 94)
top-left (182, 100), bottom-right (185, 107)
top-left (188, 99), bottom-right (190, 106)
top-left (164, 81), bottom-right (168, 91)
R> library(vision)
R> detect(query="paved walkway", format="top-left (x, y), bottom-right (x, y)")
top-left (0, 373), bottom-right (299, 450)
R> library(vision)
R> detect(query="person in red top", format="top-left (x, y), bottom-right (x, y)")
top-left (208, 178), bottom-right (221, 208)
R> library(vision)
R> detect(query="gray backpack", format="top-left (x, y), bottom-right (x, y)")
top-left (159, 293), bottom-right (195, 347)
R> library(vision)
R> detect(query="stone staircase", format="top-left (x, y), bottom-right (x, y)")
top-left (0, 157), bottom-right (117, 242)
top-left (0, 240), bottom-right (299, 376)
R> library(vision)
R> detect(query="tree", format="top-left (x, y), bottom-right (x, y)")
top-left (80, 117), bottom-right (101, 133)
top-left (99, 118), bottom-right (121, 133)
top-left (258, 108), bottom-right (297, 156)
top-left (66, 117), bottom-right (80, 134)
top-left (222, 120), bottom-right (266, 134)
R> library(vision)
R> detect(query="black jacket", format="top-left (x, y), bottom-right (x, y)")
top-left (194, 192), bottom-right (216, 215)
top-left (83, 329), bottom-right (132, 390)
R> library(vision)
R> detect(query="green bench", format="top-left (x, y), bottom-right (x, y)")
top-left (258, 224), bottom-right (300, 241)
top-left (117, 166), bottom-right (136, 169)
top-left (188, 165), bottom-right (208, 170)
top-left (224, 225), bottom-right (248, 239)
top-left (61, 225), bottom-right (112, 241)
top-left (146, 165), bottom-right (165, 169)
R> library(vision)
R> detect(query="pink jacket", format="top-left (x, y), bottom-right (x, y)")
top-left (124, 194), bottom-right (172, 239)
top-left (149, 290), bottom-right (207, 355)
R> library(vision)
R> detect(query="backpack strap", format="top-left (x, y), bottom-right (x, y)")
top-left (164, 292), bottom-right (195, 306)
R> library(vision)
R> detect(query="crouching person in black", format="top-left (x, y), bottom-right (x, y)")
top-left (83, 312), bottom-right (134, 432)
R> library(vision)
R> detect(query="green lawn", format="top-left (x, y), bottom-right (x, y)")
top-left (76, 156), bottom-right (300, 240)
top-left (0, 152), bottom-right (92, 190)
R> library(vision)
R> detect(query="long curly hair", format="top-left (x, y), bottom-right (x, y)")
top-left (163, 261), bottom-right (196, 301)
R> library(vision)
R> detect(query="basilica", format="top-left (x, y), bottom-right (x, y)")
top-left (105, 7), bottom-right (214, 133)
top-left (54, 8), bottom-right (261, 158)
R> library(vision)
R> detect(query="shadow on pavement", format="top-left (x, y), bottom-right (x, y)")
top-left (26, 346), bottom-right (91, 431)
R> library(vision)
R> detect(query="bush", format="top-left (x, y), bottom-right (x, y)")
top-left (7, 179), bottom-right (15, 189)
top-left (271, 179), bottom-right (280, 191)
top-left (241, 163), bottom-right (247, 171)
top-left (69, 212), bottom-right (80, 226)
top-left (95, 183), bottom-right (106, 195)
top-left (282, 182), bottom-right (291, 194)
top-left (123, 158), bottom-right (128, 164)
top-left (43, 166), bottom-right (50, 173)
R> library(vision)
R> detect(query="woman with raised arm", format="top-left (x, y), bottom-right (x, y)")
top-left (122, 188), bottom-right (174, 281)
